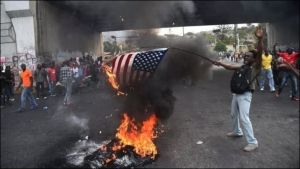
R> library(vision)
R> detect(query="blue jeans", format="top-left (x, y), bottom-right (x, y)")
top-left (21, 87), bottom-right (37, 109)
top-left (49, 81), bottom-right (56, 95)
top-left (231, 92), bottom-right (258, 146)
top-left (259, 68), bottom-right (275, 90)
top-left (63, 81), bottom-right (72, 103)
top-left (278, 71), bottom-right (298, 97)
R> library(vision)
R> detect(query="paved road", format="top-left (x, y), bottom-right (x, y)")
top-left (1, 65), bottom-right (299, 168)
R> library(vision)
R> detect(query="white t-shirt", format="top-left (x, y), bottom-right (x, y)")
top-left (72, 67), bottom-right (79, 78)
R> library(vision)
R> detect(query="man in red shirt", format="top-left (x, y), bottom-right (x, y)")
top-left (47, 63), bottom-right (57, 96)
top-left (275, 45), bottom-right (299, 101)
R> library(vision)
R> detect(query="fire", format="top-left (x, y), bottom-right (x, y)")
top-left (100, 62), bottom-right (161, 162)
top-left (101, 113), bottom-right (159, 160)
top-left (102, 63), bottom-right (119, 90)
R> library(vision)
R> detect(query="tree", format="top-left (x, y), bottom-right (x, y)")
top-left (185, 32), bottom-right (194, 37)
top-left (104, 41), bottom-right (113, 52)
top-left (213, 25), bottom-right (232, 44)
top-left (201, 32), bottom-right (215, 44)
top-left (214, 41), bottom-right (227, 52)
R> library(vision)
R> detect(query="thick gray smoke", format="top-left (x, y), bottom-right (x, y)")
top-left (119, 31), bottom-right (218, 122)
top-left (64, 1), bottom-right (217, 122)
top-left (64, 1), bottom-right (197, 30)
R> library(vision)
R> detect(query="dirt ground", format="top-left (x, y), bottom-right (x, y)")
top-left (1, 65), bottom-right (299, 168)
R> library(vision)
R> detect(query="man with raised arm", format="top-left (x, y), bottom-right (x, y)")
top-left (213, 25), bottom-right (264, 152)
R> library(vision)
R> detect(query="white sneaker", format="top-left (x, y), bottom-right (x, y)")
top-left (244, 144), bottom-right (258, 151)
top-left (44, 97), bottom-right (47, 99)
top-left (260, 88), bottom-right (264, 91)
top-left (36, 98), bottom-right (40, 100)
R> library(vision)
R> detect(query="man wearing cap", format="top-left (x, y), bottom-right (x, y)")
top-left (16, 64), bottom-right (38, 112)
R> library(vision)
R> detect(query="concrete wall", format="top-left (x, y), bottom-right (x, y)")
top-left (37, 1), bottom-right (101, 63)
top-left (1, 3), bottom-right (17, 56)
top-left (266, 14), bottom-right (299, 50)
top-left (1, 1), bottom-right (37, 87)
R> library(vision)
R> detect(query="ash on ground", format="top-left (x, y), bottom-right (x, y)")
top-left (46, 139), bottom-right (156, 168)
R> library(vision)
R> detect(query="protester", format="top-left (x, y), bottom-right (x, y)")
top-left (274, 45), bottom-right (299, 101)
top-left (278, 60), bottom-right (300, 80)
top-left (0, 66), bottom-right (7, 108)
top-left (16, 64), bottom-right (38, 112)
top-left (213, 25), bottom-right (263, 152)
top-left (259, 49), bottom-right (276, 92)
top-left (89, 60), bottom-right (97, 82)
top-left (47, 63), bottom-right (57, 96)
top-left (72, 63), bottom-right (80, 94)
top-left (60, 61), bottom-right (73, 105)
top-left (34, 64), bottom-right (47, 99)
top-left (271, 47), bottom-right (281, 87)
top-left (4, 66), bottom-right (14, 105)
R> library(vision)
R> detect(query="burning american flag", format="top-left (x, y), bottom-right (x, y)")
top-left (111, 48), bottom-right (169, 85)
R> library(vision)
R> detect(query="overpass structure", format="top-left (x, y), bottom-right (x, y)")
top-left (1, 1), bottom-right (299, 68)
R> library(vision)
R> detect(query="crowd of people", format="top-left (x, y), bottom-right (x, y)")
top-left (218, 45), bottom-right (299, 100)
top-left (0, 55), bottom-right (105, 109)
top-left (214, 25), bottom-right (299, 152)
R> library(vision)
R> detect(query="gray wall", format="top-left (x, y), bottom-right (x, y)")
top-left (267, 14), bottom-right (299, 50)
top-left (37, 1), bottom-right (101, 61)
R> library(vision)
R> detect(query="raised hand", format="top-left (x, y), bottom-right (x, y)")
top-left (255, 25), bottom-right (263, 38)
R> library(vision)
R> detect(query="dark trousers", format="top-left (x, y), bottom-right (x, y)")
top-left (36, 82), bottom-right (45, 98)
top-left (5, 84), bottom-right (14, 101)
top-left (272, 68), bottom-right (281, 86)
top-left (1, 87), bottom-right (6, 106)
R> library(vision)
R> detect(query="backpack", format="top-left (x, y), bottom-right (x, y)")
top-left (230, 65), bottom-right (259, 94)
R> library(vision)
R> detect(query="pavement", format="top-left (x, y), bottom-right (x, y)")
top-left (1, 62), bottom-right (299, 168)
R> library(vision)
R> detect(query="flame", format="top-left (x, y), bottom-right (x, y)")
top-left (102, 63), bottom-right (119, 90)
top-left (115, 113), bottom-right (158, 159)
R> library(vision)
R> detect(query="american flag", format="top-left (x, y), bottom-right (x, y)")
top-left (112, 48), bottom-right (168, 85)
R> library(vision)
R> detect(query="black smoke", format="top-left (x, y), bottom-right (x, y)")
top-left (63, 1), bottom-right (197, 30)
top-left (118, 31), bottom-right (218, 122)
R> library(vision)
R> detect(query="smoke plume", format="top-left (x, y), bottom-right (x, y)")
top-left (65, 113), bottom-right (90, 139)
top-left (119, 31), bottom-right (218, 122)
top-left (64, 1), bottom-right (197, 30)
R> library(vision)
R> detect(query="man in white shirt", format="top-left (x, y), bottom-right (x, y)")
top-left (72, 64), bottom-right (80, 94)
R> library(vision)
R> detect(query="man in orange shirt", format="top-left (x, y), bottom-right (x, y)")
top-left (16, 64), bottom-right (38, 112)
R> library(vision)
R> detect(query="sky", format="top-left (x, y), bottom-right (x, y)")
top-left (103, 23), bottom-right (258, 42)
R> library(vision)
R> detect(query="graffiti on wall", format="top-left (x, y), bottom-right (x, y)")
top-left (1, 46), bottom-right (37, 87)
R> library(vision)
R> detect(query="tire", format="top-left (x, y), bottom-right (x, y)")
top-left (55, 84), bottom-right (66, 96)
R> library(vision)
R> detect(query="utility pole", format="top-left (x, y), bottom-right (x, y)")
top-left (234, 24), bottom-right (237, 52)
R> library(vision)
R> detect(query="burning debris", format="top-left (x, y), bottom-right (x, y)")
top-left (83, 139), bottom-right (155, 168)
top-left (83, 113), bottom-right (161, 168)
top-left (61, 113), bottom-right (163, 168)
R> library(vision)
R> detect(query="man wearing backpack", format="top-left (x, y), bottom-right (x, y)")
top-left (213, 25), bottom-right (263, 152)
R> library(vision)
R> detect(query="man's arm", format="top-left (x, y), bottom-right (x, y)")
top-left (278, 60), bottom-right (300, 79)
top-left (254, 25), bottom-right (263, 65)
top-left (30, 77), bottom-right (33, 88)
top-left (213, 61), bottom-right (239, 70)
top-left (273, 43), bottom-right (280, 56)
